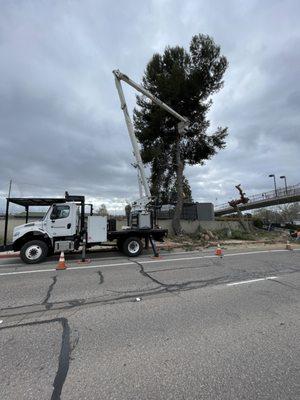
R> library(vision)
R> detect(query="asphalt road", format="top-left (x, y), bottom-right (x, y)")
top-left (0, 248), bottom-right (299, 400)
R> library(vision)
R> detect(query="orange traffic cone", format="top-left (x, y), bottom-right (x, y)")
top-left (56, 251), bottom-right (67, 270)
top-left (286, 240), bottom-right (292, 250)
top-left (215, 243), bottom-right (223, 257)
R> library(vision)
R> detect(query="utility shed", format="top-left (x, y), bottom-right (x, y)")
top-left (181, 202), bottom-right (214, 221)
top-left (196, 202), bottom-right (215, 221)
top-left (157, 202), bottom-right (215, 221)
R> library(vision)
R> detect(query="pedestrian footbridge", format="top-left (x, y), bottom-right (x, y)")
top-left (215, 183), bottom-right (300, 216)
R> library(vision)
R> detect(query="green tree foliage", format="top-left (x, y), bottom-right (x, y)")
top-left (98, 204), bottom-right (108, 216)
top-left (134, 34), bottom-right (228, 234)
top-left (161, 176), bottom-right (193, 204)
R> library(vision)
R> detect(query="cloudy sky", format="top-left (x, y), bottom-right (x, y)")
top-left (0, 0), bottom-right (299, 213)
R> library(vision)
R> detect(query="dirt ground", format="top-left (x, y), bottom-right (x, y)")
top-left (157, 228), bottom-right (300, 253)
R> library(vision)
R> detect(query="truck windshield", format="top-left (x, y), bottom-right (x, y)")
top-left (42, 207), bottom-right (51, 221)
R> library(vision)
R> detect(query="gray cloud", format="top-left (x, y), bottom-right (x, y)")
top-left (0, 0), bottom-right (299, 213)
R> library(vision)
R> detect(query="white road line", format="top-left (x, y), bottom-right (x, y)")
top-left (0, 268), bottom-right (57, 276)
top-left (0, 248), bottom-right (298, 278)
top-left (141, 248), bottom-right (299, 264)
top-left (223, 249), bottom-right (296, 257)
top-left (68, 262), bottom-right (134, 271)
top-left (0, 248), bottom-right (299, 269)
top-left (227, 276), bottom-right (278, 286)
top-left (0, 255), bottom-right (131, 268)
top-left (0, 261), bottom-right (134, 276)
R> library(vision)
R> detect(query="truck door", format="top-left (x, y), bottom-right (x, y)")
top-left (44, 204), bottom-right (76, 237)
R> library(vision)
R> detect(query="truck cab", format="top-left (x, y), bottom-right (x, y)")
top-left (41, 202), bottom-right (78, 237)
top-left (12, 202), bottom-right (81, 263)
top-left (13, 203), bottom-right (78, 241)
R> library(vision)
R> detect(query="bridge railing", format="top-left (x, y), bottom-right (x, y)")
top-left (215, 183), bottom-right (300, 211)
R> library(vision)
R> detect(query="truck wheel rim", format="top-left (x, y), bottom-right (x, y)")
top-left (25, 245), bottom-right (42, 260)
top-left (128, 241), bottom-right (140, 254)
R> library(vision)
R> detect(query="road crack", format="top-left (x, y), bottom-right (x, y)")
top-left (2, 269), bottom-right (299, 321)
top-left (133, 259), bottom-right (232, 293)
top-left (97, 270), bottom-right (104, 285)
top-left (51, 318), bottom-right (70, 400)
top-left (0, 318), bottom-right (76, 400)
top-left (42, 276), bottom-right (57, 310)
top-left (271, 279), bottom-right (300, 291)
top-left (133, 259), bottom-right (165, 287)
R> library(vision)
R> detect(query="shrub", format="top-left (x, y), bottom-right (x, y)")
top-left (252, 218), bottom-right (263, 229)
top-left (230, 230), bottom-right (256, 241)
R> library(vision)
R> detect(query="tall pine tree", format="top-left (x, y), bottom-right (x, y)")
top-left (134, 34), bottom-right (228, 234)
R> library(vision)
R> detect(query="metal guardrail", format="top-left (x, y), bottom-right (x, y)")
top-left (215, 183), bottom-right (300, 212)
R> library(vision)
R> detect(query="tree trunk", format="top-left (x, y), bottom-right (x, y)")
top-left (172, 137), bottom-right (184, 235)
top-left (233, 205), bottom-right (250, 233)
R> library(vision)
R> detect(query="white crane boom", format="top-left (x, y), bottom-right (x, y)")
top-left (113, 69), bottom-right (188, 123)
top-left (113, 69), bottom-right (189, 207)
top-left (113, 72), bottom-right (151, 200)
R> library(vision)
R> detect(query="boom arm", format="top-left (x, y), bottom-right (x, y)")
top-left (113, 69), bottom-right (189, 203)
top-left (113, 70), bottom-right (188, 124)
top-left (113, 71), bottom-right (151, 198)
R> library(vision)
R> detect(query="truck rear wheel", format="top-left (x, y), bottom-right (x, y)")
top-left (20, 240), bottom-right (48, 264)
top-left (122, 237), bottom-right (143, 257)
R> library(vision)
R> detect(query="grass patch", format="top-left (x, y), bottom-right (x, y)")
top-left (230, 230), bottom-right (256, 240)
top-left (229, 229), bottom-right (285, 242)
top-left (167, 227), bottom-right (286, 246)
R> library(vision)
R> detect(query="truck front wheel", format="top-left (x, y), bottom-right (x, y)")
top-left (20, 240), bottom-right (48, 264)
top-left (122, 237), bottom-right (143, 257)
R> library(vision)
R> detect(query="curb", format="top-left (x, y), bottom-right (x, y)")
top-left (0, 252), bottom-right (20, 259)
